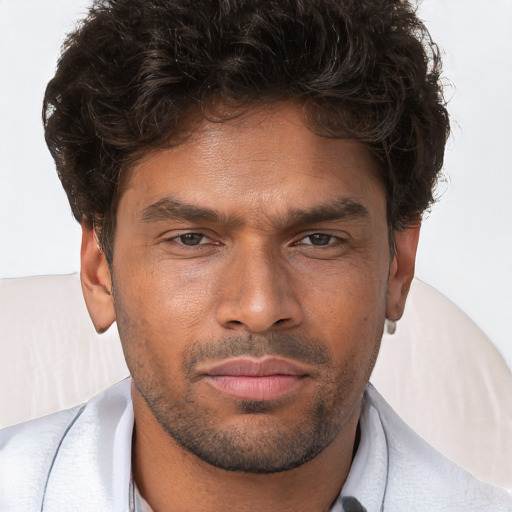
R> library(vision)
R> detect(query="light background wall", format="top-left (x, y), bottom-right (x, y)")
top-left (1, 0), bottom-right (511, 369)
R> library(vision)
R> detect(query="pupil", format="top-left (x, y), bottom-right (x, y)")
top-left (310, 234), bottom-right (331, 246)
top-left (180, 234), bottom-right (203, 246)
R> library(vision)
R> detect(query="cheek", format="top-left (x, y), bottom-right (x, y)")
top-left (115, 254), bottom-right (215, 328)
top-left (298, 259), bottom-right (388, 367)
top-left (301, 256), bottom-right (388, 324)
top-left (112, 256), bottom-right (222, 381)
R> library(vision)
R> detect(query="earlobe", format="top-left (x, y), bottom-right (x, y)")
top-left (386, 225), bottom-right (421, 321)
top-left (80, 221), bottom-right (116, 333)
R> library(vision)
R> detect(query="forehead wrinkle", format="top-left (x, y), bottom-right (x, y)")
top-left (140, 196), bottom-right (244, 228)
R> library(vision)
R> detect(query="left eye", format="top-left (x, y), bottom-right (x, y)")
top-left (300, 233), bottom-right (336, 246)
top-left (174, 233), bottom-right (210, 246)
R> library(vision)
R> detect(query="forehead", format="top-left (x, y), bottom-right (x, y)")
top-left (119, 102), bottom-right (386, 223)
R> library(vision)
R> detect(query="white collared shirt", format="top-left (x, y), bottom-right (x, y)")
top-left (1, 379), bottom-right (510, 511)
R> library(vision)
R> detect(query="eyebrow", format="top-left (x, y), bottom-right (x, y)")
top-left (140, 197), bottom-right (243, 227)
top-left (140, 196), bottom-right (370, 228)
top-left (279, 198), bottom-right (370, 228)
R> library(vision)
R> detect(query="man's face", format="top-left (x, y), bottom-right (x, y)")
top-left (107, 102), bottom-right (397, 473)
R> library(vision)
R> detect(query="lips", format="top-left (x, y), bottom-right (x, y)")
top-left (200, 357), bottom-right (309, 401)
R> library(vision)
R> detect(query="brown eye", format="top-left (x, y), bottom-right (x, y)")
top-left (177, 233), bottom-right (206, 246)
top-left (305, 234), bottom-right (333, 246)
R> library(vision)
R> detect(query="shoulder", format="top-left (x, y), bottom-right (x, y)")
top-left (365, 385), bottom-right (512, 511)
top-left (0, 403), bottom-right (85, 511)
top-left (0, 379), bottom-right (133, 512)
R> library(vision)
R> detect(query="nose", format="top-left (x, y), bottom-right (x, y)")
top-left (215, 245), bottom-right (304, 333)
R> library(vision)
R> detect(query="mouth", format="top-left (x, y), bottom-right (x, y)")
top-left (199, 357), bottom-right (309, 401)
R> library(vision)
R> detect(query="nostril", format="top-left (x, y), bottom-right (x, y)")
top-left (227, 320), bottom-right (244, 328)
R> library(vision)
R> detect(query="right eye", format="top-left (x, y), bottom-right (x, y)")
top-left (299, 233), bottom-right (336, 246)
top-left (172, 233), bottom-right (210, 246)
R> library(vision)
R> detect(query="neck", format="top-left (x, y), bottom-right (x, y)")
top-left (131, 385), bottom-right (361, 512)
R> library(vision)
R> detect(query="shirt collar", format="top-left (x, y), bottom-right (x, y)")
top-left (330, 386), bottom-right (389, 512)
top-left (42, 379), bottom-right (134, 511)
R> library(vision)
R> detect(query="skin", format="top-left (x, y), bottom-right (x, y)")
top-left (81, 102), bottom-right (419, 512)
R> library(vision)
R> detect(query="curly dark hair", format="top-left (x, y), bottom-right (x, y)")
top-left (43, 0), bottom-right (449, 264)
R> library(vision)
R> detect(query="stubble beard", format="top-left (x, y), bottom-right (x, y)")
top-left (131, 332), bottom-right (372, 474)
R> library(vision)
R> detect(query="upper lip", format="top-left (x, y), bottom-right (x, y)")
top-left (199, 357), bottom-right (309, 377)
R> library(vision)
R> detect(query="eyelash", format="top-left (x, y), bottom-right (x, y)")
top-left (166, 233), bottom-right (217, 247)
top-left (295, 233), bottom-right (346, 247)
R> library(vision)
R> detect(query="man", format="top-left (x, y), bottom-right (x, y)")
top-left (0, 0), bottom-right (510, 510)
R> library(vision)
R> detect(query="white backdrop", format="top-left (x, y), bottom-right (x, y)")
top-left (0, 0), bottom-right (511, 369)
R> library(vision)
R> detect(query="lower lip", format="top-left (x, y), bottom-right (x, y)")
top-left (205, 375), bottom-right (305, 400)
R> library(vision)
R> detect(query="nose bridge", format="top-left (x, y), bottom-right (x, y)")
top-left (216, 241), bottom-right (302, 332)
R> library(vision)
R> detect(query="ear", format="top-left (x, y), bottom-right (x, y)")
top-left (386, 224), bottom-right (421, 321)
top-left (80, 221), bottom-right (116, 333)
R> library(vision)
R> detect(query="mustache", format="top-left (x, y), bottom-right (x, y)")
top-left (181, 331), bottom-right (330, 376)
